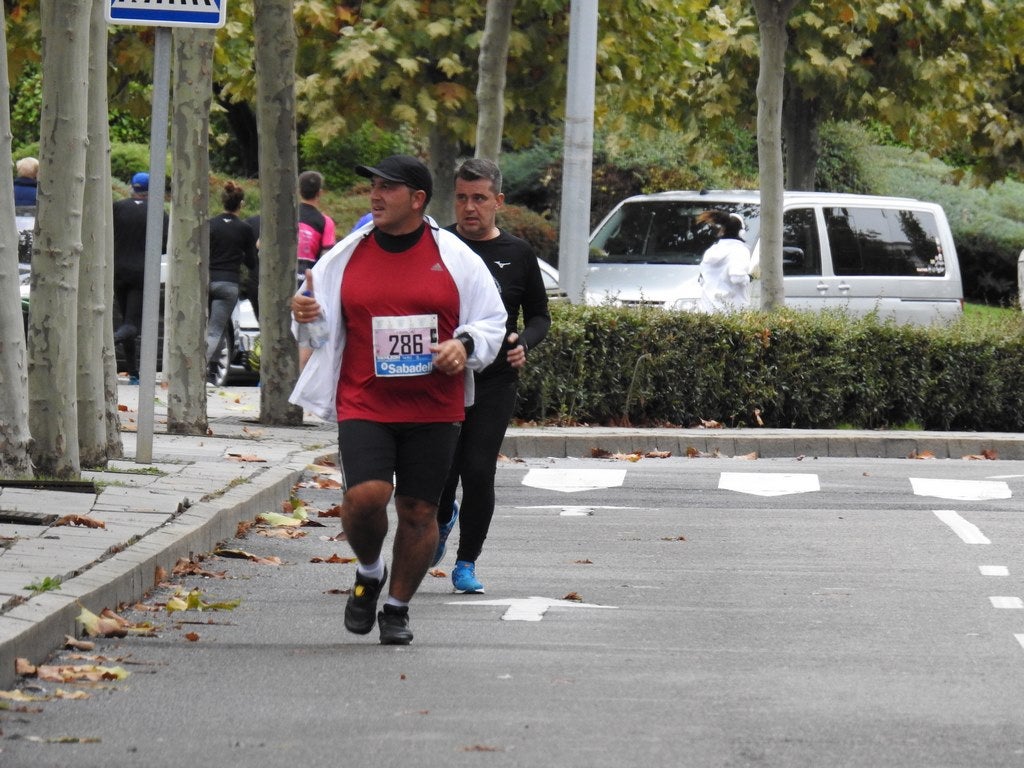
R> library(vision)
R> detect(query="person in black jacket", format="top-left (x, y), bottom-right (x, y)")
top-left (112, 171), bottom-right (167, 383)
top-left (433, 158), bottom-right (551, 593)
top-left (206, 181), bottom-right (257, 381)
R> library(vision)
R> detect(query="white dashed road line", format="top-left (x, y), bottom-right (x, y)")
top-left (990, 597), bottom-right (1024, 609)
top-left (933, 509), bottom-right (991, 544)
top-left (980, 565), bottom-right (1010, 576)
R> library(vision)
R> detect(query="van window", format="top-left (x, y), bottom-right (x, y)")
top-left (782, 207), bottom-right (821, 276)
top-left (589, 201), bottom-right (759, 266)
top-left (823, 207), bottom-right (947, 277)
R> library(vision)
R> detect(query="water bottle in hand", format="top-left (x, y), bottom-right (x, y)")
top-left (298, 271), bottom-right (330, 349)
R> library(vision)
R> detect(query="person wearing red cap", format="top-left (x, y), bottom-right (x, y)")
top-left (289, 154), bottom-right (507, 645)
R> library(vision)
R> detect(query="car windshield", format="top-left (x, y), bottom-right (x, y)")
top-left (589, 200), bottom-right (761, 265)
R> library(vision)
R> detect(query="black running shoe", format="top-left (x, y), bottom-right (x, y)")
top-left (344, 567), bottom-right (387, 635)
top-left (378, 604), bottom-right (413, 645)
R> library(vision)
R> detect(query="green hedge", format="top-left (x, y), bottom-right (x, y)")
top-left (515, 303), bottom-right (1024, 432)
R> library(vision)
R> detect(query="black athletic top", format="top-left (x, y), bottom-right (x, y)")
top-left (208, 213), bottom-right (257, 283)
top-left (446, 226), bottom-right (551, 383)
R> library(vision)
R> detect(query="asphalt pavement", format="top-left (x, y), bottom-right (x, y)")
top-left (1, 383), bottom-right (1023, 690)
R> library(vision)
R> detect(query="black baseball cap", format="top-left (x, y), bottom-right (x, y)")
top-left (355, 154), bottom-right (433, 206)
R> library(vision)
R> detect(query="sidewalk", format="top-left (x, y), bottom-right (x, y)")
top-left (1, 384), bottom-right (1022, 688)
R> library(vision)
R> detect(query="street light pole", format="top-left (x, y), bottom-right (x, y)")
top-left (557, 0), bottom-right (598, 305)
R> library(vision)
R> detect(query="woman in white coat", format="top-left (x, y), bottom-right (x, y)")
top-left (697, 210), bottom-right (753, 312)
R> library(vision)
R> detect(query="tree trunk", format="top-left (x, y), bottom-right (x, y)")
top-left (428, 125), bottom-right (458, 227)
top-left (166, 27), bottom-right (215, 435)
top-left (0, 4), bottom-right (33, 478)
top-left (752, 0), bottom-right (798, 312)
top-left (254, 0), bottom-right (303, 426)
top-left (79, 0), bottom-right (118, 465)
top-left (475, 0), bottom-right (515, 161)
top-left (30, 0), bottom-right (90, 478)
top-left (782, 77), bottom-right (820, 192)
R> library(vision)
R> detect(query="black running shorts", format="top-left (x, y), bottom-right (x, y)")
top-left (337, 420), bottom-right (462, 505)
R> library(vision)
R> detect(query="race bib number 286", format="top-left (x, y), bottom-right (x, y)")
top-left (371, 314), bottom-right (438, 377)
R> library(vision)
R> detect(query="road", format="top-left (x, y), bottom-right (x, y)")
top-left (4, 455), bottom-right (1024, 767)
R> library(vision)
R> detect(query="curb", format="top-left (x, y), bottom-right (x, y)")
top-left (0, 447), bottom-right (320, 690)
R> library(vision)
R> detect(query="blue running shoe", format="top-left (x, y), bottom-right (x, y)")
top-left (452, 559), bottom-right (484, 594)
top-left (431, 500), bottom-right (459, 567)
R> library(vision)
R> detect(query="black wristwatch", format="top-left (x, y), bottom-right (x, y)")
top-left (456, 332), bottom-right (475, 357)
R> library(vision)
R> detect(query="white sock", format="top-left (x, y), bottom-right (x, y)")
top-left (357, 558), bottom-right (385, 581)
top-left (384, 597), bottom-right (408, 609)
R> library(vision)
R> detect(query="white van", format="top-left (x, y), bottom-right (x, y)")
top-left (585, 190), bottom-right (964, 325)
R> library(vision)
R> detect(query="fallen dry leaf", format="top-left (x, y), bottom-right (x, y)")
top-left (685, 446), bottom-right (722, 458)
top-left (645, 450), bottom-right (672, 458)
top-left (310, 553), bottom-right (356, 564)
top-left (574, 559), bottom-right (594, 564)
top-left (236, 519), bottom-right (255, 538)
top-left (15, 658), bottom-right (36, 676)
top-left (562, 592), bottom-right (583, 602)
top-left (63, 635), bottom-right (95, 651)
top-left (0, 689), bottom-right (46, 702)
top-left (117, 403), bottom-right (130, 412)
top-left (257, 528), bottom-right (308, 539)
top-left (699, 418), bottom-right (723, 429)
top-left (154, 565), bottom-right (168, 584)
top-left (36, 663), bottom-right (130, 683)
top-left (184, 632), bottom-right (200, 642)
top-left (242, 426), bottom-right (264, 438)
top-left (736, 451), bottom-right (758, 460)
top-left (214, 548), bottom-right (283, 566)
top-left (53, 514), bottom-right (106, 529)
top-left (256, 511), bottom-right (304, 528)
top-left (908, 449), bottom-right (936, 460)
top-left (590, 447), bottom-right (613, 458)
top-left (227, 452), bottom-right (266, 463)
top-left (319, 504), bottom-right (343, 519)
top-left (429, 568), bottom-right (447, 578)
top-left (172, 558), bottom-right (228, 578)
top-left (54, 689), bottom-right (91, 700)
top-left (661, 535), bottom-right (687, 541)
top-left (166, 588), bottom-right (241, 614)
top-left (962, 449), bottom-right (998, 460)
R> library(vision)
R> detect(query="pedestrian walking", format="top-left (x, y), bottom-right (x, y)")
top-left (206, 181), bottom-right (257, 381)
top-left (13, 156), bottom-right (38, 207)
top-left (289, 154), bottom-right (506, 644)
top-left (112, 171), bottom-right (167, 383)
top-left (696, 209), bottom-right (753, 312)
top-left (434, 158), bottom-right (551, 593)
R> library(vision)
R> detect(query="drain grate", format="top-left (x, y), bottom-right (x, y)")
top-left (0, 510), bottom-right (59, 526)
top-left (0, 479), bottom-right (97, 493)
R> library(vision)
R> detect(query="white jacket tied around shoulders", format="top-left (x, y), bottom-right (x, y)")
top-left (288, 215), bottom-right (508, 422)
top-left (698, 237), bottom-right (753, 313)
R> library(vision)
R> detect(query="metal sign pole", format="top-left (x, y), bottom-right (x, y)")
top-left (135, 27), bottom-right (171, 464)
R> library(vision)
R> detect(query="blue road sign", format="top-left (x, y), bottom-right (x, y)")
top-left (107, 0), bottom-right (227, 29)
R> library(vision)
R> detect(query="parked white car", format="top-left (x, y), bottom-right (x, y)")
top-left (585, 190), bottom-right (964, 325)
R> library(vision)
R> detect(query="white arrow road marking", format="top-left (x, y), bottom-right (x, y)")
top-left (990, 596), bottom-right (1024, 609)
top-left (448, 596), bottom-right (618, 621)
top-left (718, 472), bottom-right (820, 497)
top-left (522, 468), bottom-right (627, 493)
top-left (980, 565), bottom-right (1009, 576)
top-left (989, 474), bottom-right (1024, 480)
top-left (911, 477), bottom-right (1011, 501)
top-left (518, 505), bottom-right (641, 517)
top-left (934, 510), bottom-right (991, 544)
